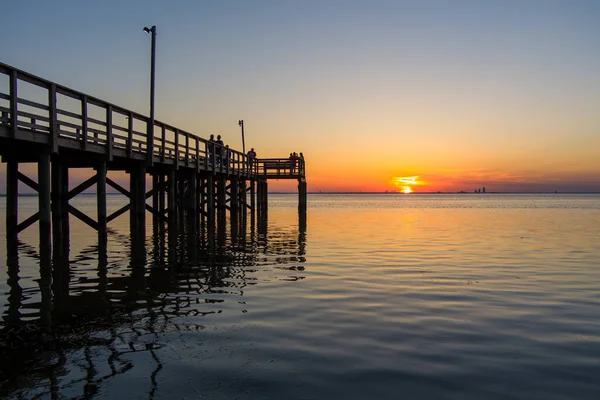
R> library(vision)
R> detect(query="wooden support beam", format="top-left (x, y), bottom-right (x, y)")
top-left (38, 152), bottom-right (51, 258)
top-left (6, 159), bottom-right (18, 238)
top-left (68, 204), bottom-right (99, 230)
top-left (97, 162), bottom-right (107, 234)
top-left (230, 177), bottom-right (239, 235)
top-left (51, 159), bottom-right (63, 256)
top-left (17, 211), bottom-right (40, 233)
top-left (206, 174), bottom-right (215, 231)
top-left (17, 171), bottom-right (39, 192)
top-left (67, 175), bottom-right (96, 200)
top-left (107, 203), bottom-right (130, 223)
top-left (106, 177), bottom-right (130, 198)
top-left (159, 174), bottom-right (165, 215)
top-left (60, 162), bottom-right (70, 257)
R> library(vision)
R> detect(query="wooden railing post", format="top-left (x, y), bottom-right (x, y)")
top-left (48, 83), bottom-right (58, 153)
top-left (9, 69), bottom-right (17, 138)
top-left (160, 125), bottom-right (166, 162)
top-left (81, 95), bottom-right (88, 149)
top-left (185, 132), bottom-right (190, 167)
top-left (174, 128), bottom-right (179, 168)
top-left (195, 137), bottom-right (200, 171)
top-left (147, 119), bottom-right (154, 166)
top-left (127, 111), bottom-right (133, 157)
top-left (106, 105), bottom-right (113, 161)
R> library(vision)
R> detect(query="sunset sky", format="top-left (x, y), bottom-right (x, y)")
top-left (1, 0), bottom-right (599, 193)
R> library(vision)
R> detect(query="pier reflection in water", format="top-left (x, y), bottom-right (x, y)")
top-left (0, 196), bottom-right (307, 399)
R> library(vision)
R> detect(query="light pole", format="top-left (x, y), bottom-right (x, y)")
top-left (143, 25), bottom-right (156, 165)
top-left (238, 120), bottom-right (245, 154)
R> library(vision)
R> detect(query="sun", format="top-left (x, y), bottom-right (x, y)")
top-left (392, 176), bottom-right (421, 193)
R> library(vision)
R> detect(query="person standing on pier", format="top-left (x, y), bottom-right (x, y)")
top-left (216, 135), bottom-right (224, 166)
top-left (290, 152), bottom-right (297, 174)
top-left (247, 148), bottom-right (256, 169)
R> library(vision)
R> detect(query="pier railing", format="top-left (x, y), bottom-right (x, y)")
top-left (0, 62), bottom-right (256, 175)
top-left (257, 158), bottom-right (305, 179)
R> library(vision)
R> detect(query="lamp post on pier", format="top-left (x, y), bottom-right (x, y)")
top-left (238, 119), bottom-right (245, 154)
top-left (143, 25), bottom-right (156, 165)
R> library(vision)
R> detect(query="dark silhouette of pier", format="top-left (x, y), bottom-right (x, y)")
top-left (0, 61), bottom-right (308, 261)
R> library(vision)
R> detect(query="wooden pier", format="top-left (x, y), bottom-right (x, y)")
top-left (0, 61), bottom-right (307, 258)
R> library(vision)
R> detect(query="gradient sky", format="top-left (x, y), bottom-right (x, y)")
top-left (1, 0), bottom-right (599, 192)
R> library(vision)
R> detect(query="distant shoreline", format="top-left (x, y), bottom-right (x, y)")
top-left (0, 191), bottom-right (599, 197)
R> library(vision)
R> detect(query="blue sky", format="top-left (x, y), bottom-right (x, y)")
top-left (1, 0), bottom-right (599, 192)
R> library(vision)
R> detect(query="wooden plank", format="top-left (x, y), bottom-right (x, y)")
top-left (17, 171), bottom-right (39, 192)
top-left (48, 83), bottom-right (58, 153)
top-left (56, 108), bottom-right (81, 119)
top-left (17, 97), bottom-right (50, 111)
top-left (106, 105), bottom-right (113, 161)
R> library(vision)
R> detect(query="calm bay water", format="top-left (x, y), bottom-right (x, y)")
top-left (1, 193), bottom-right (600, 399)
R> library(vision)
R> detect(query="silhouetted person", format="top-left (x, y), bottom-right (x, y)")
top-left (299, 152), bottom-right (304, 174)
top-left (289, 152), bottom-right (297, 174)
top-left (247, 148), bottom-right (256, 169)
top-left (216, 135), bottom-right (224, 166)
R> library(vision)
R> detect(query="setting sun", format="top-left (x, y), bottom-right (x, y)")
top-left (392, 176), bottom-right (422, 193)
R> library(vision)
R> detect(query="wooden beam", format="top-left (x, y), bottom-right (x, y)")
top-left (17, 211), bottom-right (39, 233)
top-left (6, 159), bottom-right (18, 238)
top-left (67, 175), bottom-right (96, 200)
top-left (17, 171), bottom-right (39, 192)
top-left (68, 204), bottom-right (99, 230)
top-left (107, 203), bottom-right (130, 223)
top-left (97, 162), bottom-right (107, 233)
top-left (106, 177), bottom-right (130, 198)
